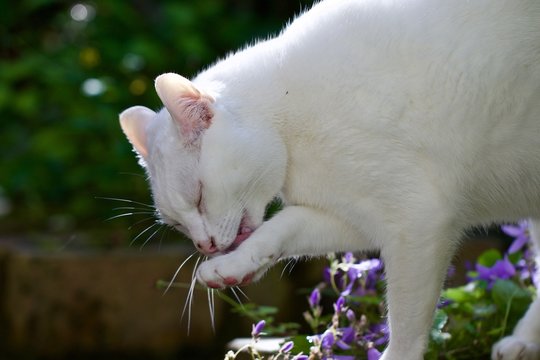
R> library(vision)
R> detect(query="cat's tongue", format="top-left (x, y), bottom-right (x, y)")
top-left (227, 226), bottom-right (254, 252)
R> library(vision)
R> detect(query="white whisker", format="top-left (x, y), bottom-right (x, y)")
top-left (164, 251), bottom-right (198, 294)
top-left (234, 286), bottom-right (250, 301)
top-left (106, 211), bottom-right (155, 222)
top-left (112, 206), bottom-right (148, 211)
top-left (129, 222), bottom-right (161, 246)
top-left (207, 288), bottom-right (216, 332)
top-left (182, 275), bottom-right (197, 335)
top-left (229, 287), bottom-right (245, 311)
top-left (287, 258), bottom-right (299, 275)
top-left (128, 216), bottom-right (156, 230)
top-left (96, 196), bottom-right (155, 208)
top-left (218, 167), bottom-right (271, 241)
top-left (139, 225), bottom-right (164, 250)
top-left (158, 226), bottom-right (171, 251)
top-left (281, 258), bottom-right (297, 279)
top-left (211, 289), bottom-right (216, 329)
top-left (112, 206), bottom-right (156, 214)
top-left (118, 171), bottom-right (146, 178)
top-left (181, 256), bottom-right (202, 334)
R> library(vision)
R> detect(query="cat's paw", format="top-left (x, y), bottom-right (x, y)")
top-left (492, 336), bottom-right (540, 360)
top-left (196, 252), bottom-right (272, 289)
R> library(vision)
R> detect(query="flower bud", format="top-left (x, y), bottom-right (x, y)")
top-left (280, 340), bottom-right (294, 353)
top-left (251, 320), bottom-right (266, 337)
top-left (308, 288), bottom-right (321, 308)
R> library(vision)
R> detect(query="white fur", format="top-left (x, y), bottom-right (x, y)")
top-left (120, 0), bottom-right (540, 358)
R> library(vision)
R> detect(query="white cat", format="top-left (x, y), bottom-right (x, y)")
top-left (118, 0), bottom-right (540, 359)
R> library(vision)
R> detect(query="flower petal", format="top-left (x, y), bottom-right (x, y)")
top-left (321, 331), bottom-right (335, 349)
top-left (367, 347), bottom-right (382, 360)
top-left (508, 236), bottom-right (528, 254)
top-left (501, 224), bottom-right (525, 237)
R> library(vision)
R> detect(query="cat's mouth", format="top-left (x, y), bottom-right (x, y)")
top-left (225, 215), bottom-right (255, 253)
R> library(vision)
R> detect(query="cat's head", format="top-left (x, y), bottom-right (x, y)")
top-left (119, 73), bottom-right (286, 256)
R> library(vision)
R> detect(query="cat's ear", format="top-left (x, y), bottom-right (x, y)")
top-left (119, 106), bottom-right (156, 158)
top-left (154, 73), bottom-right (214, 145)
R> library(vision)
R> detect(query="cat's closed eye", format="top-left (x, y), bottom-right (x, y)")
top-left (196, 182), bottom-right (204, 213)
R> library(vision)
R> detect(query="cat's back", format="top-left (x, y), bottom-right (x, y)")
top-left (284, 0), bottom-right (540, 41)
top-left (282, 0), bottom-right (540, 77)
top-left (276, 0), bottom-right (540, 223)
top-left (279, 0), bottom-right (540, 132)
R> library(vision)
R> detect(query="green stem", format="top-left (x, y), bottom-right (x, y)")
top-left (500, 289), bottom-right (518, 339)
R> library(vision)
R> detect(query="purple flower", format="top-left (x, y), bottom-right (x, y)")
top-left (333, 271), bottom-right (346, 290)
top-left (280, 340), bottom-right (294, 353)
top-left (367, 347), bottom-right (382, 360)
top-left (475, 256), bottom-right (516, 287)
top-left (335, 328), bottom-right (354, 350)
top-left (437, 298), bottom-right (453, 308)
top-left (335, 341), bottom-right (352, 351)
top-left (341, 270), bottom-right (357, 296)
top-left (344, 258), bottom-right (384, 296)
top-left (342, 328), bottom-right (355, 343)
top-left (309, 288), bottom-right (321, 308)
top-left (321, 330), bottom-right (335, 349)
top-left (344, 252), bottom-right (355, 263)
top-left (502, 220), bottom-right (529, 254)
top-left (364, 322), bottom-right (389, 346)
top-left (334, 296), bottom-right (346, 313)
top-left (292, 355), bottom-right (309, 360)
top-left (353, 258), bottom-right (382, 272)
top-left (251, 320), bottom-right (266, 337)
top-left (323, 266), bottom-right (332, 283)
top-left (346, 309), bottom-right (356, 323)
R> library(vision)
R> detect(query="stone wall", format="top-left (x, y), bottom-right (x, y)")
top-left (0, 239), bottom-right (325, 359)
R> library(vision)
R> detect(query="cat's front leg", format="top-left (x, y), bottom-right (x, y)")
top-left (379, 223), bottom-right (459, 360)
top-left (196, 205), bottom-right (361, 288)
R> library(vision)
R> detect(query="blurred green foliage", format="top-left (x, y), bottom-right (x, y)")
top-left (0, 0), bottom-right (314, 246)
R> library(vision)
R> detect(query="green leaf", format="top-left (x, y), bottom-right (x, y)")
top-left (477, 249), bottom-right (502, 267)
top-left (347, 294), bottom-right (383, 305)
top-left (491, 280), bottom-right (531, 309)
top-left (287, 335), bottom-right (314, 356)
top-left (443, 282), bottom-right (485, 304)
top-left (443, 287), bottom-right (473, 303)
top-left (430, 309), bottom-right (451, 345)
top-left (507, 251), bottom-right (523, 265)
top-left (472, 303), bottom-right (497, 317)
top-left (491, 279), bottom-right (532, 334)
top-left (256, 306), bottom-right (279, 316)
top-left (432, 309), bottom-right (448, 331)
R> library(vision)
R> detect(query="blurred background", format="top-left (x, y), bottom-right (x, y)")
top-left (0, 0), bottom-right (318, 247)
top-left (0, 1), bottom-right (319, 359)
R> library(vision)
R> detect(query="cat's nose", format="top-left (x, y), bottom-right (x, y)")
top-left (196, 237), bottom-right (218, 255)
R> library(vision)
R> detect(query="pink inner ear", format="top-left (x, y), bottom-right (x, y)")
top-left (154, 73), bottom-right (215, 145)
top-left (175, 96), bottom-right (214, 144)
